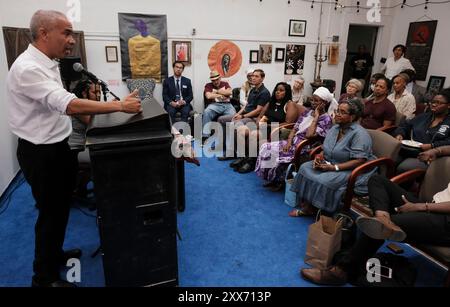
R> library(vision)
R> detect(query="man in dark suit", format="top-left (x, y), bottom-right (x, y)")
top-left (162, 61), bottom-right (193, 123)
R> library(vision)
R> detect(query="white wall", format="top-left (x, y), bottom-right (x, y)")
top-left (1, 0), bottom-right (449, 193)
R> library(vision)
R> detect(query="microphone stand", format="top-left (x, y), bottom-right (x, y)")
top-left (99, 82), bottom-right (120, 101)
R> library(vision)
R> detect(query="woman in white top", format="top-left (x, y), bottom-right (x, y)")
top-left (291, 77), bottom-right (306, 105)
top-left (239, 68), bottom-right (254, 108)
top-left (381, 44), bottom-right (415, 80)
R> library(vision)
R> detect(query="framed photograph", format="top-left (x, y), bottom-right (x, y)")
top-left (172, 41), bottom-right (192, 65)
top-left (275, 48), bottom-right (285, 62)
top-left (427, 76), bottom-right (446, 94)
top-left (259, 44), bottom-right (272, 63)
top-left (105, 46), bottom-right (118, 63)
top-left (289, 19), bottom-right (306, 37)
top-left (249, 50), bottom-right (259, 63)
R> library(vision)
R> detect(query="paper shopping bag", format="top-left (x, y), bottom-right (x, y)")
top-left (304, 215), bottom-right (343, 269)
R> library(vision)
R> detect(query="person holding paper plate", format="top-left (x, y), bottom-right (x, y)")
top-left (394, 88), bottom-right (450, 173)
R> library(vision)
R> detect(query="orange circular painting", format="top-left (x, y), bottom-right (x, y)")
top-left (207, 40), bottom-right (242, 78)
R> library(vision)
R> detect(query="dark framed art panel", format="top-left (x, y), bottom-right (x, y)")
top-left (288, 19), bottom-right (306, 37)
top-left (172, 41), bottom-right (191, 65)
top-left (275, 48), bottom-right (285, 62)
top-left (249, 50), bottom-right (259, 63)
top-left (427, 76), bottom-right (446, 94)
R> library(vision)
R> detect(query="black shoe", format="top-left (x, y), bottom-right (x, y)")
top-left (32, 277), bottom-right (77, 288)
top-left (60, 248), bottom-right (82, 265)
top-left (230, 157), bottom-right (247, 169)
top-left (238, 158), bottom-right (256, 174)
top-left (238, 162), bottom-right (255, 173)
top-left (217, 156), bottom-right (235, 161)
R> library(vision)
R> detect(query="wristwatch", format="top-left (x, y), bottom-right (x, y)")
top-left (334, 164), bottom-right (340, 172)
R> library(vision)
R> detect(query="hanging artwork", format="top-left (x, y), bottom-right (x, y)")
top-left (207, 40), bottom-right (242, 78)
top-left (284, 44), bottom-right (305, 75)
top-left (328, 44), bottom-right (339, 65)
top-left (405, 20), bottom-right (438, 81)
top-left (259, 44), bottom-right (272, 63)
top-left (118, 13), bottom-right (168, 82)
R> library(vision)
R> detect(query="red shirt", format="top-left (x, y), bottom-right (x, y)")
top-left (360, 98), bottom-right (396, 130)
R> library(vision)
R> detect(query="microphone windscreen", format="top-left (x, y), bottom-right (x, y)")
top-left (72, 62), bottom-right (84, 72)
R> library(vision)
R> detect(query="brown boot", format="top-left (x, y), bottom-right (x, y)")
top-left (356, 215), bottom-right (406, 242)
top-left (300, 266), bottom-right (348, 286)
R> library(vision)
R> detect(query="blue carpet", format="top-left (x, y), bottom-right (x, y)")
top-left (0, 158), bottom-right (447, 286)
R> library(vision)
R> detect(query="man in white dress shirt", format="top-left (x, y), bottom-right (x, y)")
top-left (6, 10), bottom-right (141, 287)
top-left (381, 44), bottom-right (415, 80)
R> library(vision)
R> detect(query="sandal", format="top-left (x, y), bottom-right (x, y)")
top-left (288, 209), bottom-right (314, 217)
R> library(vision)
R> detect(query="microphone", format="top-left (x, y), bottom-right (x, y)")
top-left (72, 63), bottom-right (107, 87)
top-left (72, 62), bottom-right (120, 100)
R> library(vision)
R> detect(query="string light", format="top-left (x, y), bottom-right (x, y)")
top-left (357, 1), bottom-right (360, 13)
top-left (334, 0), bottom-right (338, 10)
top-left (293, 0), bottom-right (450, 10)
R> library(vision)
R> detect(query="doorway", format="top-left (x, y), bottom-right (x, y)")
top-left (341, 25), bottom-right (379, 97)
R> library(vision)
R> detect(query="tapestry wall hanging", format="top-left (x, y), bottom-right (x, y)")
top-left (405, 20), bottom-right (438, 81)
top-left (118, 13), bottom-right (168, 82)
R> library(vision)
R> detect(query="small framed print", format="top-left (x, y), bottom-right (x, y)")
top-left (172, 41), bottom-right (192, 65)
top-left (105, 46), bottom-right (118, 63)
top-left (289, 19), bottom-right (307, 37)
top-left (275, 48), bottom-right (285, 62)
top-left (427, 76), bottom-right (446, 94)
top-left (249, 50), bottom-right (259, 63)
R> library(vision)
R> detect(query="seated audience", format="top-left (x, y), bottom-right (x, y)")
top-left (381, 44), bottom-right (415, 80)
top-left (388, 73), bottom-right (416, 120)
top-left (301, 162), bottom-right (450, 286)
top-left (364, 73), bottom-right (385, 100)
top-left (292, 77), bottom-right (306, 105)
top-left (255, 90), bottom-right (333, 191)
top-left (162, 61), bottom-right (193, 123)
top-left (360, 77), bottom-right (396, 130)
top-left (202, 70), bottom-right (235, 139)
top-left (338, 79), bottom-right (363, 104)
top-left (218, 69), bottom-right (270, 161)
top-left (394, 88), bottom-right (450, 173)
top-left (289, 98), bottom-right (376, 216)
top-left (233, 82), bottom-right (296, 174)
top-left (239, 68), bottom-right (254, 108)
top-left (401, 69), bottom-right (426, 105)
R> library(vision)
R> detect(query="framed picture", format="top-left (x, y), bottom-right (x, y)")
top-left (172, 41), bottom-right (191, 65)
top-left (249, 50), bottom-right (259, 63)
top-left (288, 19), bottom-right (306, 37)
top-left (259, 44), bottom-right (272, 63)
top-left (275, 48), bottom-right (285, 62)
top-left (105, 46), bottom-right (118, 63)
top-left (427, 76), bottom-right (446, 94)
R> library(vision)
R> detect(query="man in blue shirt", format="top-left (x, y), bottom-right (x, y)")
top-left (218, 69), bottom-right (270, 172)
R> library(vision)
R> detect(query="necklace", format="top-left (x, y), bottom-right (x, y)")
top-left (275, 102), bottom-right (281, 112)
